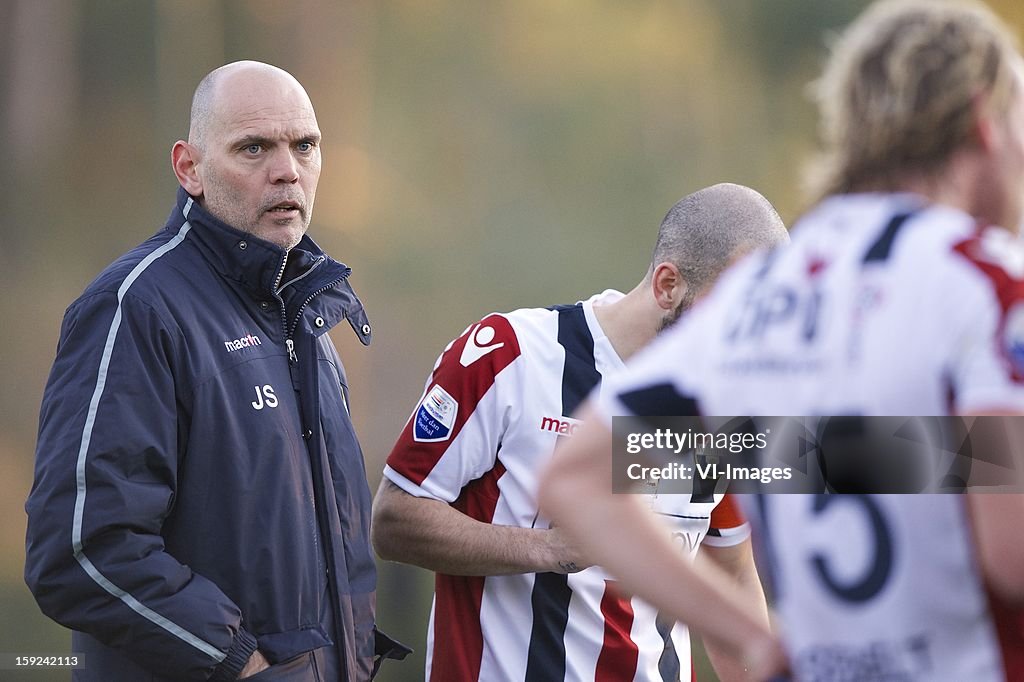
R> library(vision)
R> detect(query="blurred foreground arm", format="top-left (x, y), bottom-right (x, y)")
top-left (970, 493), bottom-right (1024, 601)
top-left (702, 538), bottom-right (772, 682)
top-left (539, 402), bottom-right (786, 680)
top-left (963, 415), bottom-right (1024, 603)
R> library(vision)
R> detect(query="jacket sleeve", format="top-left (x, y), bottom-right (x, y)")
top-left (25, 291), bottom-right (257, 680)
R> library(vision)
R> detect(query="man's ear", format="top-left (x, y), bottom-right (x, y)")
top-left (171, 140), bottom-right (203, 196)
top-left (971, 91), bottom-right (1002, 154)
top-left (650, 262), bottom-right (687, 312)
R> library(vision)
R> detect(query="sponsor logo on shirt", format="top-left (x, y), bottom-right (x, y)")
top-left (539, 415), bottom-right (581, 436)
top-left (224, 333), bottom-right (262, 352)
top-left (414, 384), bottom-right (458, 442)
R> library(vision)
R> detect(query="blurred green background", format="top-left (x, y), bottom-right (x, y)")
top-left (3, 1), bottom-right (1023, 680)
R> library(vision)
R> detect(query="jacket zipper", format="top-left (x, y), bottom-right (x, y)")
top-left (272, 253), bottom-right (291, 365)
top-left (271, 253), bottom-right (343, 595)
top-left (272, 253), bottom-right (330, 368)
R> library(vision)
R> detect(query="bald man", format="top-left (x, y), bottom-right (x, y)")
top-left (372, 184), bottom-right (787, 682)
top-left (26, 61), bottom-right (407, 681)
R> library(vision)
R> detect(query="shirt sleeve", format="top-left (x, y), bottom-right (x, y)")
top-left (383, 314), bottom-right (523, 502)
top-left (948, 230), bottom-right (1024, 413)
top-left (703, 494), bottom-right (751, 548)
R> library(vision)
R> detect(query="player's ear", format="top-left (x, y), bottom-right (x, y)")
top-left (172, 140), bottom-right (204, 197)
top-left (651, 262), bottom-right (687, 312)
top-left (970, 90), bottom-right (1002, 155)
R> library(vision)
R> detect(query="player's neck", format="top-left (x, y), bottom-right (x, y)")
top-left (893, 152), bottom-right (987, 221)
top-left (591, 283), bottom-right (661, 362)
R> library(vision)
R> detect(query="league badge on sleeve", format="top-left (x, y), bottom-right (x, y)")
top-left (1004, 301), bottom-right (1024, 380)
top-left (414, 384), bottom-right (459, 442)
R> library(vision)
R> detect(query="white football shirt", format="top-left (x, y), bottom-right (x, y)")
top-left (598, 194), bottom-right (1024, 682)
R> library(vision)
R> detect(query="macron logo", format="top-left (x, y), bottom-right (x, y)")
top-left (224, 333), bottom-right (263, 353)
top-left (460, 324), bottom-right (505, 367)
top-left (540, 416), bottom-right (582, 436)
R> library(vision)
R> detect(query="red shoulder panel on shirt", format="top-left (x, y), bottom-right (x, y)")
top-left (952, 227), bottom-right (1024, 383)
top-left (386, 314), bottom-right (522, 486)
top-left (710, 493), bottom-right (747, 531)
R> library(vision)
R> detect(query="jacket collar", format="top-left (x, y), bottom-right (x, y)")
top-left (162, 187), bottom-right (372, 346)
top-left (164, 187), bottom-right (350, 298)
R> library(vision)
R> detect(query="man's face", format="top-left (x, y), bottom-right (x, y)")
top-left (195, 70), bottom-right (322, 250)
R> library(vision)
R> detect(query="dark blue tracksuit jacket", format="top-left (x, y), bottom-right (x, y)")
top-left (25, 189), bottom-right (405, 680)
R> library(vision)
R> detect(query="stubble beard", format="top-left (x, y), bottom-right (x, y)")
top-left (248, 206), bottom-right (310, 251)
top-left (657, 294), bottom-right (695, 334)
top-left (200, 178), bottom-right (312, 250)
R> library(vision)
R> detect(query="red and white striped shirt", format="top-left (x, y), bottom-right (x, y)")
top-left (385, 290), bottom-right (748, 682)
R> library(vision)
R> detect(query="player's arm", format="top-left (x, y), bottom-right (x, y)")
top-left (372, 313), bottom-right (589, 577)
top-left (372, 478), bottom-right (586, 575)
top-left (539, 403), bottom-right (785, 680)
top-left (967, 492), bottom-right (1024, 601)
top-left (700, 537), bottom-right (771, 682)
top-left (962, 416), bottom-right (1024, 602)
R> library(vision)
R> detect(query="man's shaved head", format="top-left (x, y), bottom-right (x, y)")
top-left (188, 61), bottom-right (312, 151)
top-left (651, 183), bottom-right (788, 313)
top-left (173, 61), bottom-right (322, 249)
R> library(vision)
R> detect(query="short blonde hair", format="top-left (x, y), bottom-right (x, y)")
top-left (806, 0), bottom-right (1021, 202)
